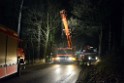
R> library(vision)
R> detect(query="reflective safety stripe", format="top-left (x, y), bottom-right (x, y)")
top-left (6, 64), bottom-right (17, 75)
top-left (0, 67), bottom-right (6, 78)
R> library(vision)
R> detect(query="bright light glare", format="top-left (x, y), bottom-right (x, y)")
top-left (72, 57), bottom-right (76, 61)
top-left (68, 57), bottom-right (72, 61)
top-left (68, 57), bottom-right (76, 61)
top-left (67, 65), bottom-right (73, 69)
top-left (88, 56), bottom-right (91, 60)
top-left (55, 68), bottom-right (61, 74)
top-left (56, 57), bottom-right (60, 60)
top-left (67, 65), bottom-right (74, 73)
top-left (95, 56), bottom-right (98, 60)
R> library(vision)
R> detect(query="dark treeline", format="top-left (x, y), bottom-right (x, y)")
top-left (0, 0), bottom-right (123, 63)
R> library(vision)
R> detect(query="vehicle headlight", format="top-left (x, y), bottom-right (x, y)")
top-left (68, 57), bottom-right (72, 61)
top-left (56, 57), bottom-right (60, 60)
top-left (88, 56), bottom-right (91, 60)
top-left (95, 56), bottom-right (98, 60)
top-left (68, 57), bottom-right (76, 61)
top-left (72, 57), bottom-right (76, 61)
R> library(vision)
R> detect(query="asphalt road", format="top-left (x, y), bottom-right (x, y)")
top-left (0, 63), bottom-right (81, 83)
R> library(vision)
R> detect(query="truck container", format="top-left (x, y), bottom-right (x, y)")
top-left (0, 25), bottom-right (25, 79)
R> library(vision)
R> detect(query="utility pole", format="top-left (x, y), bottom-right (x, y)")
top-left (17, 0), bottom-right (24, 37)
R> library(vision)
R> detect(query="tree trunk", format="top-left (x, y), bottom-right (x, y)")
top-left (108, 24), bottom-right (112, 55)
top-left (98, 26), bottom-right (102, 56)
top-left (30, 35), bottom-right (35, 64)
top-left (111, 0), bottom-right (122, 56)
top-left (37, 24), bottom-right (41, 60)
top-left (44, 13), bottom-right (50, 62)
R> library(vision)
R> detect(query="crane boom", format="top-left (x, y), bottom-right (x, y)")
top-left (60, 10), bottom-right (72, 48)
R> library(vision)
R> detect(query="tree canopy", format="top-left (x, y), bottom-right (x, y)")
top-left (0, 0), bottom-right (123, 62)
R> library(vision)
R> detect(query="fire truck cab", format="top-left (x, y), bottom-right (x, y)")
top-left (53, 48), bottom-right (76, 63)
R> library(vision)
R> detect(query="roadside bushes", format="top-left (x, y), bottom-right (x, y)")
top-left (88, 55), bottom-right (123, 83)
top-left (80, 55), bottom-right (124, 83)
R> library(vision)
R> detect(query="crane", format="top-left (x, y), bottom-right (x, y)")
top-left (52, 11), bottom-right (76, 63)
top-left (60, 10), bottom-right (72, 48)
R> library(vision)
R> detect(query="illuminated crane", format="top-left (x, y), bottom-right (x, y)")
top-left (60, 10), bottom-right (72, 48)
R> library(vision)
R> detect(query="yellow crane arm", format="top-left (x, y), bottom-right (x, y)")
top-left (60, 10), bottom-right (72, 48)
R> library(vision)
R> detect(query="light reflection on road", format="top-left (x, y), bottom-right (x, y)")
top-left (52, 64), bottom-right (81, 83)
top-left (0, 63), bottom-right (81, 83)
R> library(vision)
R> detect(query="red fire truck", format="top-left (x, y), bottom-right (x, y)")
top-left (52, 10), bottom-right (76, 63)
top-left (0, 25), bottom-right (25, 79)
top-left (53, 48), bottom-right (76, 63)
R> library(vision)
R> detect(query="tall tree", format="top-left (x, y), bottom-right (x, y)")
top-left (22, 0), bottom-right (61, 62)
top-left (67, 0), bottom-right (99, 51)
top-left (69, 0), bottom-right (113, 56)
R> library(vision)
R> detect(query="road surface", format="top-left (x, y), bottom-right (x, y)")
top-left (0, 63), bottom-right (81, 83)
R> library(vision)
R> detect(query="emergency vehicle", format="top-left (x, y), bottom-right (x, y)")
top-left (53, 10), bottom-right (76, 63)
top-left (53, 48), bottom-right (76, 63)
top-left (0, 25), bottom-right (25, 79)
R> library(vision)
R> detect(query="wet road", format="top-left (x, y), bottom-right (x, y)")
top-left (1, 63), bottom-right (81, 83)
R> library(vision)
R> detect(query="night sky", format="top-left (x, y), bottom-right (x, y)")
top-left (0, 0), bottom-right (20, 31)
top-left (0, 0), bottom-right (70, 31)
top-left (0, 0), bottom-right (123, 49)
